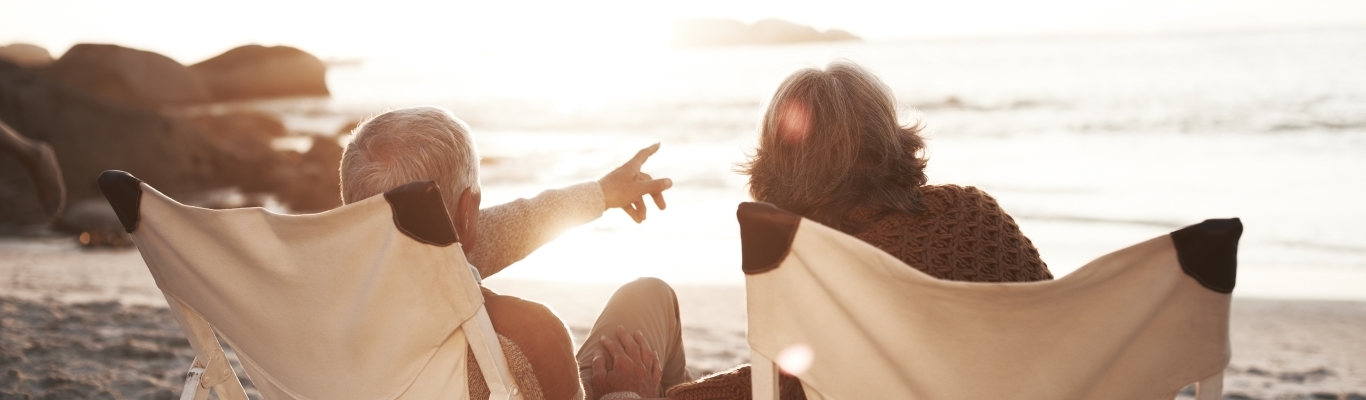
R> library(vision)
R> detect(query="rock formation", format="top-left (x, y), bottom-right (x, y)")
top-left (0, 59), bottom-right (224, 227)
top-left (190, 45), bottom-right (329, 101)
top-left (0, 43), bottom-right (54, 67)
top-left (41, 44), bottom-right (210, 108)
top-left (273, 135), bottom-right (343, 212)
top-left (1, 43), bottom-right (343, 231)
top-left (672, 18), bottom-right (860, 48)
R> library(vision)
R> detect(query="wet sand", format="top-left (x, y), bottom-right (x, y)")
top-left (1, 238), bottom-right (1363, 399)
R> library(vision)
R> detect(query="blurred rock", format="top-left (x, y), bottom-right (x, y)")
top-left (193, 110), bottom-right (287, 142)
top-left (190, 45), bottom-right (329, 101)
top-left (274, 135), bottom-right (343, 212)
top-left (185, 111), bottom-right (342, 212)
top-left (191, 111), bottom-right (288, 193)
top-left (0, 43), bottom-right (54, 67)
top-left (41, 43), bottom-right (209, 108)
top-left (336, 119), bottom-right (360, 136)
top-left (0, 153), bottom-right (46, 226)
top-left (51, 199), bottom-right (133, 248)
top-left (672, 19), bottom-right (860, 48)
top-left (0, 59), bottom-right (226, 228)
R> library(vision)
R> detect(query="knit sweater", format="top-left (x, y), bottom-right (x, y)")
top-left (466, 181), bottom-right (606, 400)
top-left (847, 184), bottom-right (1052, 282)
top-left (665, 184), bottom-right (1053, 400)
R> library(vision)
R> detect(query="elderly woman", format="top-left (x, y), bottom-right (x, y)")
top-left (664, 61), bottom-right (1054, 399)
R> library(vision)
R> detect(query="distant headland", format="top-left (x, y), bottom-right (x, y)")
top-left (671, 18), bottom-right (861, 48)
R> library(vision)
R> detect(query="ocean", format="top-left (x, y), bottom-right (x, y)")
top-left (317, 29), bottom-right (1366, 300)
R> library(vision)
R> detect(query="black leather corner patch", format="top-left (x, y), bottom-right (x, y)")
top-left (98, 170), bottom-right (143, 233)
top-left (383, 180), bottom-right (459, 247)
top-left (1171, 218), bottom-right (1242, 294)
top-left (737, 202), bottom-right (801, 275)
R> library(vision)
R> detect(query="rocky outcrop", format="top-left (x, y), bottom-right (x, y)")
top-left (1, 42), bottom-right (343, 230)
top-left (41, 44), bottom-right (210, 108)
top-left (191, 111), bottom-right (287, 193)
top-left (274, 135), bottom-right (343, 212)
top-left (188, 112), bottom-right (342, 212)
top-left (0, 43), bottom-right (54, 67)
top-left (190, 45), bottom-right (329, 101)
top-left (0, 59), bottom-right (225, 226)
top-left (672, 19), bottom-right (860, 48)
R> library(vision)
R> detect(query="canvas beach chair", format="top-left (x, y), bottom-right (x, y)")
top-left (736, 202), bottom-right (1240, 400)
top-left (98, 170), bottom-right (524, 400)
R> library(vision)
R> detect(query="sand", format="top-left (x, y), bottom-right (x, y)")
top-left (1, 237), bottom-right (1364, 399)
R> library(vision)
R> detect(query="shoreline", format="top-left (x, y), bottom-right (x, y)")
top-left (2, 238), bottom-right (1364, 398)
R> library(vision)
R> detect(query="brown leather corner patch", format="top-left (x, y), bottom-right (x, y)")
top-left (98, 170), bottom-right (143, 233)
top-left (1171, 218), bottom-right (1242, 294)
top-left (737, 202), bottom-right (801, 275)
top-left (383, 180), bottom-right (459, 247)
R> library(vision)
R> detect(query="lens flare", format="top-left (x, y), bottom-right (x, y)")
top-left (777, 100), bottom-right (812, 144)
top-left (775, 343), bottom-right (814, 375)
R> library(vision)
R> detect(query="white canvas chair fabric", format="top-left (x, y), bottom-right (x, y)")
top-left (736, 202), bottom-right (1241, 400)
top-left (98, 170), bottom-right (523, 400)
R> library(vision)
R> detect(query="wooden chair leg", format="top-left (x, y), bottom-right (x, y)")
top-left (1194, 371), bottom-right (1224, 400)
top-left (179, 359), bottom-right (209, 400)
top-left (751, 349), bottom-right (779, 400)
top-left (164, 294), bottom-right (250, 400)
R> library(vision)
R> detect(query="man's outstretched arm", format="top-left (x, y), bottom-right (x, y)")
top-left (467, 144), bottom-right (672, 278)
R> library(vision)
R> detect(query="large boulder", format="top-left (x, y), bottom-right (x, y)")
top-left (274, 135), bottom-right (343, 212)
top-left (188, 112), bottom-right (343, 212)
top-left (190, 45), bottom-right (329, 101)
top-left (0, 43), bottom-right (54, 68)
top-left (0, 59), bottom-right (226, 227)
top-left (41, 44), bottom-right (209, 108)
top-left (190, 111), bottom-right (288, 193)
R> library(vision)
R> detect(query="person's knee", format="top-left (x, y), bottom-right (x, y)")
top-left (613, 277), bottom-right (679, 315)
top-left (618, 277), bottom-right (675, 299)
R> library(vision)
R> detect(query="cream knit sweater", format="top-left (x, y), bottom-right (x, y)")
top-left (466, 181), bottom-right (606, 400)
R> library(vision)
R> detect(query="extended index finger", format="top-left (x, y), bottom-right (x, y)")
top-left (625, 143), bottom-right (661, 168)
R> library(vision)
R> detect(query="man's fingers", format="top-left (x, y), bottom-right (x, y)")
top-left (591, 350), bottom-right (607, 386)
top-left (633, 330), bottom-right (654, 359)
top-left (601, 334), bottom-right (631, 368)
top-left (621, 200), bottom-right (644, 223)
top-left (634, 330), bottom-right (659, 380)
top-left (615, 326), bottom-right (642, 363)
top-left (649, 191), bottom-right (667, 210)
top-left (631, 198), bottom-right (647, 223)
top-left (636, 178), bottom-right (673, 198)
top-left (622, 204), bottom-right (643, 223)
top-left (652, 357), bottom-right (663, 382)
top-left (639, 173), bottom-right (668, 210)
top-left (625, 143), bottom-right (661, 169)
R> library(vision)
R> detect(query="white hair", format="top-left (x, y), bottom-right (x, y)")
top-left (340, 106), bottom-right (480, 214)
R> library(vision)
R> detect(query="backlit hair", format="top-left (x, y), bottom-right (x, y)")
top-left (340, 106), bottom-right (480, 214)
top-left (740, 61), bottom-right (929, 232)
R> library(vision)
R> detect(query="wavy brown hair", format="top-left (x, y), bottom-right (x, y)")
top-left (740, 61), bottom-right (929, 232)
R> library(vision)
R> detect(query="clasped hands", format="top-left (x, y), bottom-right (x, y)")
top-left (591, 326), bottom-right (665, 399)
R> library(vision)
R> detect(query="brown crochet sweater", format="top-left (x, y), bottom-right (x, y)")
top-left (666, 184), bottom-right (1053, 400)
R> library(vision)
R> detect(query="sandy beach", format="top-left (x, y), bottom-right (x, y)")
top-left (1, 237), bottom-right (1363, 399)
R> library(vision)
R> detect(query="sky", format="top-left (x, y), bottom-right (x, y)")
top-left (2, 0), bottom-right (1365, 63)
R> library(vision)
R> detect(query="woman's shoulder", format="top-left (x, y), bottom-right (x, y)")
top-left (918, 184), bottom-right (1002, 211)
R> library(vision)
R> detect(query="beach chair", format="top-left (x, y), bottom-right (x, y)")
top-left (736, 202), bottom-right (1240, 400)
top-left (98, 170), bottom-right (524, 400)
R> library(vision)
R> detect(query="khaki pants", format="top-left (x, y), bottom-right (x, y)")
top-left (576, 278), bottom-right (691, 398)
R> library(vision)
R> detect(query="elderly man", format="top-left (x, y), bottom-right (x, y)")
top-left (339, 106), bottom-right (686, 400)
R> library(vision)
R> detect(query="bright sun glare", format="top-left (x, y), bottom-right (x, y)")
top-left (4, 0), bottom-right (1365, 64)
